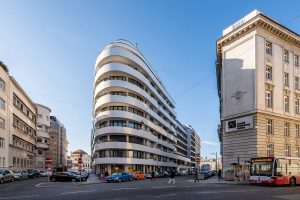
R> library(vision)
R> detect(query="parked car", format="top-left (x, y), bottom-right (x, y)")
top-left (159, 171), bottom-right (169, 178)
top-left (0, 169), bottom-right (14, 184)
top-left (145, 171), bottom-right (159, 179)
top-left (13, 170), bottom-right (28, 180)
top-left (27, 169), bottom-right (41, 178)
top-left (50, 172), bottom-right (81, 182)
top-left (70, 171), bottom-right (85, 181)
top-left (40, 171), bottom-right (52, 177)
top-left (81, 171), bottom-right (89, 180)
top-left (106, 172), bottom-right (134, 183)
top-left (132, 171), bottom-right (145, 180)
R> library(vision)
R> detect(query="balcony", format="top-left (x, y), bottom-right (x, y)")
top-left (36, 142), bottom-right (49, 150)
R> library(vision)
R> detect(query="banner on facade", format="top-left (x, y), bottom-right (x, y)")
top-left (225, 115), bottom-right (253, 133)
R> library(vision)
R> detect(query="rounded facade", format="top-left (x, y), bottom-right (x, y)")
top-left (92, 40), bottom-right (191, 174)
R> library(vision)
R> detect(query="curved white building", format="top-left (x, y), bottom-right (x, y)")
top-left (92, 40), bottom-right (197, 174)
top-left (35, 104), bottom-right (51, 170)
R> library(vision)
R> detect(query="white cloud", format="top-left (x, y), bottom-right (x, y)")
top-left (202, 140), bottom-right (219, 146)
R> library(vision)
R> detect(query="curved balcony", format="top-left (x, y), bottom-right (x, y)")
top-left (95, 47), bottom-right (175, 109)
top-left (36, 142), bottom-right (49, 150)
top-left (94, 80), bottom-right (177, 125)
top-left (94, 127), bottom-right (175, 150)
top-left (94, 94), bottom-right (176, 134)
top-left (94, 110), bottom-right (176, 142)
top-left (36, 131), bottom-right (50, 139)
top-left (94, 157), bottom-right (177, 167)
top-left (94, 142), bottom-right (177, 160)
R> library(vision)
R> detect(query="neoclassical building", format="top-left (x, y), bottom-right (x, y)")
top-left (216, 10), bottom-right (300, 170)
top-left (92, 40), bottom-right (200, 174)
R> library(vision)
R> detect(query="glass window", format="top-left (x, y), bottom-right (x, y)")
top-left (284, 96), bottom-right (289, 112)
top-left (296, 124), bottom-right (300, 138)
top-left (295, 99), bottom-right (300, 114)
top-left (295, 55), bottom-right (299, 67)
top-left (0, 138), bottom-right (5, 148)
top-left (296, 77), bottom-right (300, 90)
top-left (266, 90), bottom-right (272, 108)
top-left (296, 147), bottom-right (300, 157)
top-left (266, 119), bottom-right (273, 134)
top-left (284, 73), bottom-right (289, 86)
top-left (284, 146), bottom-right (291, 156)
top-left (266, 66), bottom-right (272, 80)
top-left (284, 50), bottom-right (289, 63)
top-left (0, 98), bottom-right (4, 110)
top-left (0, 118), bottom-right (4, 129)
top-left (266, 41), bottom-right (272, 54)
top-left (0, 78), bottom-right (5, 91)
top-left (284, 123), bottom-right (290, 137)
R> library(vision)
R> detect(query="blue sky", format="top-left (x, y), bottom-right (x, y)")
top-left (0, 0), bottom-right (300, 158)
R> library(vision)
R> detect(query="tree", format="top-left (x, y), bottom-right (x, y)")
top-left (0, 60), bottom-right (9, 73)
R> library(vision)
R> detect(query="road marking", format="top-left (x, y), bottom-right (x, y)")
top-left (61, 190), bottom-right (97, 195)
top-left (112, 187), bottom-right (139, 191)
top-left (275, 194), bottom-right (300, 200)
top-left (0, 195), bottom-right (40, 200)
top-left (154, 194), bottom-right (176, 198)
top-left (184, 184), bottom-right (222, 188)
top-left (152, 186), bottom-right (176, 189)
top-left (197, 189), bottom-right (258, 194)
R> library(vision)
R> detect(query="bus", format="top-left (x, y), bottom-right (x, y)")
top-left (249, 156), bottom-right (300, 186)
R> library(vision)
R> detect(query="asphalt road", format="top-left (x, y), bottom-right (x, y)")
top-left (1, 176), bottom-right (300, 200)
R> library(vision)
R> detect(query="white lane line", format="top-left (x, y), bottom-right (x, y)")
top-left (184, 184), bottom-right (222, 188)
top-left (112, 187), bottom-right (139, 191)
top-left (197, 189), bottom-right (258, 194)
top-left (154, 194), bottom-right (176, 198)
top-left (61, 190), bottom-right (97, 195)
top-left (152, 186), bottom-right (176, 189)
top-left (0, 195), bottom-right (40, 200)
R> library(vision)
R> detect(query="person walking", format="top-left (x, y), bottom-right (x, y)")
top-left (218, 169), bottom-right (222, 181)
top-left (168, 170), bottom-right (176, 184)
top-left (151, 171), bottom-right (155, 181)
top-left (194, 170), bottom-right (199, 182)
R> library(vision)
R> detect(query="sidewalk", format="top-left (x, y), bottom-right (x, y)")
top-left (78, 173), bottom-right (105, 185)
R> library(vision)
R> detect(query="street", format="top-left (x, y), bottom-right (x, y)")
top-left (1, 176), bottom-right (300, 200)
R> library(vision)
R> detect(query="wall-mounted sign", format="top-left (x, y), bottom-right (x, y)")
top-left (225, 115), bottom-right (253, 133)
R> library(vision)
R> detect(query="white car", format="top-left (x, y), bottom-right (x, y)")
top-left (40, 171), bottom-right (52, 177)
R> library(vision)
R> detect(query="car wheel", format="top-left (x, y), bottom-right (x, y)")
top-left (51, 178), bottom-right (56, 182)
top-left (290, 177), bottom-right (296, 187)
top-left (11, 178), bottom-right (14, 182)
top-left (72, 178), bottom-right (76, 182)
top-left (0, 179), bottom-right (3, 184)
top-left (19, 177), bottom-right (22, 181)
top-left (130, 178), bottom-right (133, 181)
top-left (118, 178), bottom-right (121, 183)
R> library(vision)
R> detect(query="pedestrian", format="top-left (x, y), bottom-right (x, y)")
top-left (105, 171), bottom-right (109, 177)
top-left (194, 170), bottom-right (199, 182)
top-left (168, 170), bottom-right (176, 184)
top-left (218, 169), bottom-right (222, 181)
top-left (151, 171), bottom-right (155, 181)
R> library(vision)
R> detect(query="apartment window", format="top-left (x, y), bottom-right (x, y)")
top-left (0, 138), bottom-right (5, 148)
top-left (296, 124), bottom-right (300, 138)
top-left (296, 147), bottom-right (300, 157)
top-left (296, 77), bottom-right (300, 90)
top-left (295, 55), bottom-right (299, 67)
top-left (38, 114), bottom-right (42, 118)
top-left (266, 41), bottom-right (272, 54)
top-left (0, 118), bottom-right (4, 129)
top-left (265, 90), bottom-right (272, 107)
top-left (284, 122), bottom-right (290, 137)
top-left (0, 78), bottom-right (5, 91)
top-left (0, 98), bottom-right (4, 110)
top-left (284, 96), bottom-right (289, 112)
top-left (296, 99), bottom-right (300, 114)
top-left (284, 50), bottom-right (289, 63)
top-left (266, 143), bottom-right (273, 157)
top-left (284, 145), bottom-right (291, 157)
top-left (266, 119), bottom-right (273, 134)
top-left (284, 73), bottom-right (289, 86)
top-left (265, 66), bottom-right (272, 80)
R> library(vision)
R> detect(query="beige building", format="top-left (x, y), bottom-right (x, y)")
top-left (35, 104), bottom-right (51, 170)
top-left (216, 10), bottom-right (300, 171)
top-left (69, 149), bottom-right (91, 171)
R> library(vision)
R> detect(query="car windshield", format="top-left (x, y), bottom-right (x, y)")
top-left (250, 162), bottom-right (273, 176)
top-left (111, 173), bottom-right (121, 177)
top-left (0, 169), bottom-right (3, 174)
top-left (13, 170), bottom-right (21, 173)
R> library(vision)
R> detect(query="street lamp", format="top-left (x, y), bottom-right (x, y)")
top-left (211, 152), bottom-right (218, 171)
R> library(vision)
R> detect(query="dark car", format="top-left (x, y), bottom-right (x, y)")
top-left (106, 172), bottom-right (133, 183)
top-left (50, 172), bottom-right (81, 182)
top-left (27, 169), bottom-right (41, 178)
top-left (0, 169), bottom-right (14, 184)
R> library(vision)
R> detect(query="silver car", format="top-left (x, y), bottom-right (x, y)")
top-left (13, 170), bottom-right (29, 180)
top-left (0, 169), bottom-right (14, 184)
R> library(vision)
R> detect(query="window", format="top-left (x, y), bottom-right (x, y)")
top-left (37, 150), bottom-right (43, 155)
top-left (284, 96), bottom-right (289, 112)
top-left (266, 143), bottom-right (273, 157)
top-left (0, 138), bottom-right (5, 148)
top-left (295, 55), bottom-right (299, 67)
top-left (266, 119), bottom-right (273, 134)
top-left (296, 77), bottom-right (300, 90)
top-left (284, 50), bottom-right (289, 62)
top-left (0, 78), bottom-right (5, 91)
top-left (0, 118), bottom-right (4, 129)
top-left (0, 98), bottom-right (4, 110)
top-left (284, 122), bottom-right (290, 137)
top-left (296, 147), bottom-right (300, 157)
top-left (265, 66), bottom-right (272, 80)
top-left (284, 145), bottom-right (291, 156)
top-left (297, 124), bottom-right (300, 138)
top-left (266, 90), bottom-right (272, 107)
top-left (296, 99), bottom-right (300, 114)
top-left (266, 41), bottom-right (272, 54)
top-left (38, 114), bottom-right (42, 118)
top-left (284, 73), bottom-right (289, 86)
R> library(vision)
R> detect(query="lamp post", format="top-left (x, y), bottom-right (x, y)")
top-left (211, 152), bottom-right (218, 171)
